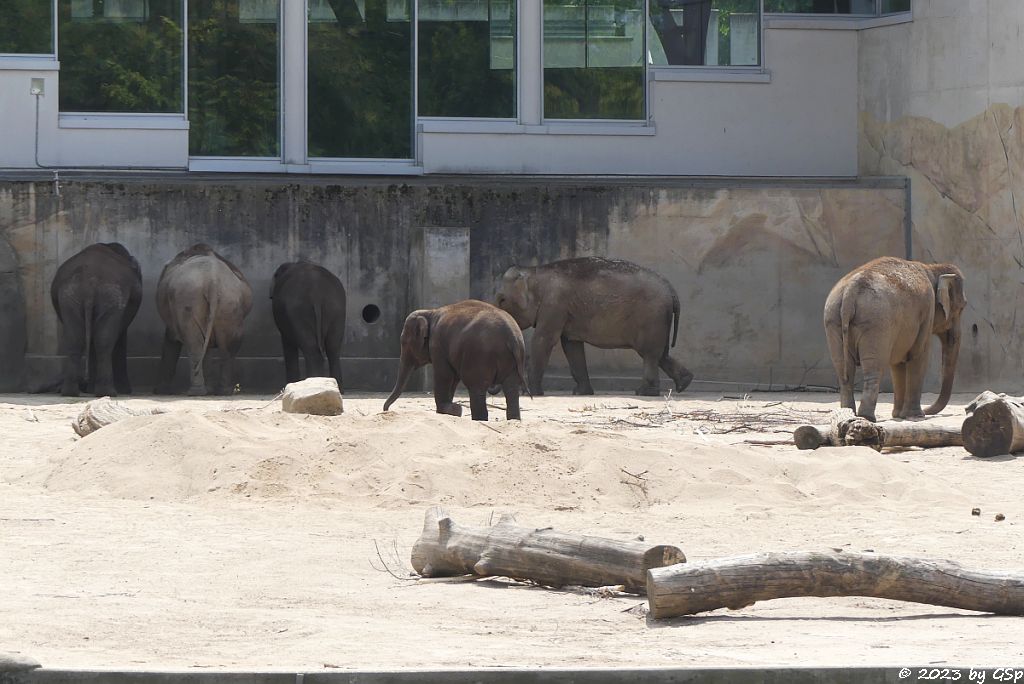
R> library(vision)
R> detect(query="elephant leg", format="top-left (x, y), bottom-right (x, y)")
top-left (154, 328), bottom-right (182, 395)
top-left (215, 326), bottom-right (245, 396)
top-left (326, 340), bottom-right (344, 392)
top-left (468, 388), bottom-right (488, 421)
top-left (659, 354), bottom-right (694, 393)
top-left (856, 355), bottom-right (884, 423)
top-left (901, 347), bottom-right (930, 420)
top-left (890, 362), bottom-right (907, 419)
top-left (635, 353), bottom-right (662, 396)
top-left (561, 337), bottom-right (594, 395)
top-left (57, 311), bottom-right (86, 397)
top-left (281, 335), bottom-right (301, 384)
top-left (89, 309), bottom-right (121, 397)
top-left (502, 376), bottom-right (521, 421)
top-left (300, 341), bottom-right (327, 379)
top-left (826, 323), bottom-right (856, 411)
top-left (433, 362), bottom-right (463, 417)
top-left (528, 332), bottom-right (558, 396)
top-left (178, 321), bottom-right (209, 396)
top-left (112, 328), bottom-right (132, 395)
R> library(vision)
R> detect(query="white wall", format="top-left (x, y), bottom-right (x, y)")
top-left (2, 22), bottom-right (861, 177)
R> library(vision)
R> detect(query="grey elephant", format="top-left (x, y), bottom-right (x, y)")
top-left (495, 257), bottom-right (693, 396)
top-left (824, 256), bottom-right (966, 422)
top-left (50, 242), bottom-right (142, 397)
top-left (270, 261), bottom-right (346, 389)
top-left (155, 244), bottom-right (253, 396)
top-left (383, 299), bottom-right (527, 421)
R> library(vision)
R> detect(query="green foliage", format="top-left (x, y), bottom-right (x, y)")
top-left (544, 67), bottom-right (643, 120)
top-left (418, 20), bottom-right (515, 118)
top-left (0, 0), bottom-right (51, 53)
top-left (58, 1), bottom-right (183, 113)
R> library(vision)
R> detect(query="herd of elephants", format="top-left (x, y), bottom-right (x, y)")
top-left (44, 241), bottom-right (967, 424)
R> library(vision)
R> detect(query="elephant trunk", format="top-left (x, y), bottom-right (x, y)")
top-left (383, 358), bottom-right (416, 412)
top-left (924, 327), bottom-right (961, 415)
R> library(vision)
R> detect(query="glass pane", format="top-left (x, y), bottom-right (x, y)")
top-left (418, 0), bottom-right (516, 118)
top-left (188, 0), bottom-right (280, 157)
top-left (57, 0), bottom-right (183, 113)
top-left (649, 0), bottom-right (759, 67)
top-left (880, 0), bottom-right (909, 13)
top-left (0, 0), bottom-right (52, 54)
top-left (543, 0), bottom-right (644, 120)
top-left (308, 0), bottom-right (413, 159)
top-left (764, 0), bottom-right (876, 12)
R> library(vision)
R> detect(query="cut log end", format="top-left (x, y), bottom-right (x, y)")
top-left (794, 425), bottom-right (824, 450)
top-left (963, 399), bottom-right (1015, 458)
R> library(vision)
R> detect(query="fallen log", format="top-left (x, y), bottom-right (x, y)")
top-left (73, 397), bottom-right (170, 437)
top-left (794, 409), bottom-right (962, 451)
top-left (962, 391), bottom-right (1024, 458)
top-left (646, 551), bottom-right (1024, 619)
top-left (411, 506), bottom-right (685, 594)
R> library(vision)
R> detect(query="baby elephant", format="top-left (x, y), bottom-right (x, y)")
top-left (270, 261), bottom-right (346, 389)
top-left (383, 299), bottom-right (527, 421)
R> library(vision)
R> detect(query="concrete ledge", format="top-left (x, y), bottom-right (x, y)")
top-left (11, 667), bottom-right (987, 684)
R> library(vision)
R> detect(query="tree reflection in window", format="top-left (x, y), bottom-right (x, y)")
top-left (308, 0), bottom-right (413, 159)
top-left (543, 0), bottom-right (644, 120)
top-left (0, 0), bottom-right (52, 54)
top-left (58, 0), bottom-right (183, 113)
top-left (188, 0), bottom-right (280, 157)
top-left (649, 0), bottom-right (759, 67)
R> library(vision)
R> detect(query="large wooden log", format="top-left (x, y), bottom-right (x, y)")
top-left (73, 397), bottom-right (169, 437)
top-left (962, 391), bottom-right (1024, 458)
top-left (794, 410), bottom-right (962, 451)
top-left (647, 551), bottom-right (1024, 619)
top-left (411, 506), bottom-right (685, 593)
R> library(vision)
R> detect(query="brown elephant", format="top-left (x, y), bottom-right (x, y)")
top-left (495, 257), bottom-right (693, 396)
top-left (50, 242), bottom-right (142, 397)
top-left (155, 244), bottom-right (253, 396)
top-left (824, 256), bottom-right (966, 422)
top-left (383, 299), bottom-right (527, 421)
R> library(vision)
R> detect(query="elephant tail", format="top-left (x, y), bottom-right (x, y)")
top-left (671, 291), bottom-right (680, 349)
top-left (314, 300), bottom-right (327, 362)
top-left (839, 289), bottom-right (857, 385)
top-left (510, 339), bottom-right (531, 398)
top-left (83, 289), bottom-right (95, 386)
top-left (196, 285), bottom-right (218, 368)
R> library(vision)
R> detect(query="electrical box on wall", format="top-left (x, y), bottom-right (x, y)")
top-left (30, 78), bottom-right (44, 96)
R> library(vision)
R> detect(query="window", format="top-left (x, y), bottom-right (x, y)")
top-left (418, 0), bottom-right (516, 118)
top-left (57, 0), bottom-right (183, 113)
top-left (649, 0), bottom-right (760, 67)
top-left (764, 0), bottom-right (878, 13)
top-left (880, 0), bottom-right (909, 12)
top-left (308, 0), bottom-right (413, 159)
top-left (543, 0), bottom-right (645, 121)
top-left (189, 0), bottom-right (280, 157)
top-left (0, 0), bottom-right (53, 54)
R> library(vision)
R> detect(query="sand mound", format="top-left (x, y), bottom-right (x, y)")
top-left (22, 402), bottom-right (968, 512)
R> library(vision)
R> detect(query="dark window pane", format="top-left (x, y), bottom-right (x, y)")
top-left (188, 0), bottom-right (280, 157)
top-left (543, 0), bottom-right (644, 120)
top-left (308, 0), bottom-right (412, 159)
top-left (650, 0), bottom-right (759, 66)
top-left (58, 0), bottom-right (183, 113)
top-left (0, 0), bottom-right (52, 53)
top-left (418, 0), bottom-right (516, 118)
top-left (764, 0), bottom-right (876, 12)
top-left (880, 0), bottom-right (909, 13)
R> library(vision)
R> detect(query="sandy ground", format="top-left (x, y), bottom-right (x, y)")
top-left (1, 389), bottom-right (1023, 671)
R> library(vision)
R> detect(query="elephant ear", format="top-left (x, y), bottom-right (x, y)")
top-left (936, 273), bottom-right (964, 323)
top-left (403, 313), bottom-right (430, 359)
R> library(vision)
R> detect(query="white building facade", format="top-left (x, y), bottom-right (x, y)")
top-left (1, 0), bottom-right (911, 176)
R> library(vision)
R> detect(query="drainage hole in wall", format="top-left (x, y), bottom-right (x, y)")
top-left (362, 304), bottom-right (381, 324)
top-left (971, 323), bottom-right (979, 337)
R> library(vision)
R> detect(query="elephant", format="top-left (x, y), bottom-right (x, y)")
top-left (270, 261), bottom-right (347, 389)
top-left (50, 242), bottom-right (142, 397)
top-left (824, 256), bottom-right (967, 422)
top-left (495, 257), bottom-right (694, 397)
top-left (383, 299), bottom-right (527, 421)
top-left (155, 244), bottom-right (253, 396)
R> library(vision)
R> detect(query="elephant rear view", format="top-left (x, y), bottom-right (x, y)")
top-left (270, 260), bottom-right (346, 389)
top-left (155, 244), bottom-right (253, 396)
top-left (824, 256), bottom-right (966, 422)
top-left (495, 257), bottom-right (693, 396)
top-left (51, 242), bottom-right (142, 397)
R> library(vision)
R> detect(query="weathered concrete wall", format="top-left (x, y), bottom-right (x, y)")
top-left (859, 1), bottom-right (1024, 390)
top-left (0, 176), bottom-right (906, 394)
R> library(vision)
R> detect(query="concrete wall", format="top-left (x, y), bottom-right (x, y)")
top-left (0, 176), bottom-right (907, 394)
top-left (859, 0), bottom-right (1024, 389)
top-left (2, 24), bottom-right (859, 177)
